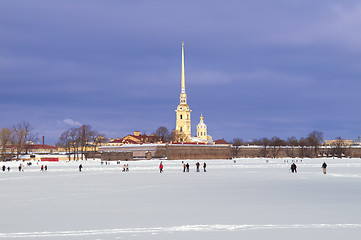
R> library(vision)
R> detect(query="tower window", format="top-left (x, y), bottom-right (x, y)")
top-left (180, 127), bottom-right (183, 132)
top-left (180, 115), bottom-right (183, 120)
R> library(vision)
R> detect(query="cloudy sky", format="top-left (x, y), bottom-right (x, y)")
top-left (1, 0), bottom-right (361, 144)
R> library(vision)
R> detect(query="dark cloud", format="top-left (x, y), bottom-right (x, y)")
top-left (1, 0), bottom-right (361, 144)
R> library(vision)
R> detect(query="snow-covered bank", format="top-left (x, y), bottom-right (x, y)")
top-left (1, 158), bottom-right (361, 239)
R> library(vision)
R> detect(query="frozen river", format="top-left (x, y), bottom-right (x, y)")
top-left (1, 158), bottom-right (361, 239)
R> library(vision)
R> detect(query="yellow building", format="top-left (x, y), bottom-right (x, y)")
top-left (324, 139), bottom-right (354, 146)
top-left (175, 42), bottom-right (192, 142)
top-left (196, 113), bottom-right (208, 141)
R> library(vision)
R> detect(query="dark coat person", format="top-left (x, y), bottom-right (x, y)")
top-left (322, 162), bottom-right (327, 174)
top-left (290, 163), bottom-right (297, 173)
top-left (196, 162), bottom-right (200, 172)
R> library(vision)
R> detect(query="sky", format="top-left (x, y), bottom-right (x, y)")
top-left (1, 0), bottom-right (361, 144)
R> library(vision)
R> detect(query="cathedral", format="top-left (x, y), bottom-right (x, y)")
top-left (175, 42), bottom-right (213, 144)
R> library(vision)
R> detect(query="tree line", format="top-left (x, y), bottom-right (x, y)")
top-left (56, 125), bottom-right (106, 160)
top-left (231, 131), bottom-right (324, 158)
top-left (0, 121), bottom-right (38, 161)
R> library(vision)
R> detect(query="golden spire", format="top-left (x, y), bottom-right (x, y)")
top-left (181, 41), bottom-right (185, 93)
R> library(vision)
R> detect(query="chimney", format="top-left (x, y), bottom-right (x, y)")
top-left (42, 136), bottom-right (45, 145)
top-left (82, 125), bottom-right (85, 141)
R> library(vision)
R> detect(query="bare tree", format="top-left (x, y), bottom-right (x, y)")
top-left (89, 132), bottom-right (107, 160)
top-left (67, 127), bottom-right (81, 160)
top-left (269, 136), bottom-right (285, 158)
top-left (285, 136), bottom-right (298, 158)
top-left (260, 137), bottom-right (270, 158)
top-left (171, 130), bottom-right (188, 143)
top-left (298, 137), bottom-right (311, 158)
top-left (231, 138), bottom-right (244, 158)
top-left (57, 129), bottom-right (72, 161)
top-left (58, 125), bottom-right (104, 160)
top-left (154, 126), bottom-right (171, 143)
top-left (0, 128), bottom-right (13, 161)
top-left (307, 130), bottom-right (323, 157)
top-left (331, 137), bottom-right (346, 158)
top-left (12, 121), bottom-right (38, 159)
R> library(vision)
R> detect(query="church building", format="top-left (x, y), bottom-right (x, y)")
top-left (175, 42), bottom-right (212, 144)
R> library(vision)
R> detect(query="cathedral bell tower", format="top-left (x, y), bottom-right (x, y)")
top-left (175, 42), bottom-right (192, 142)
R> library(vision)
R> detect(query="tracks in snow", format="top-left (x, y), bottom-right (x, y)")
top-left (1, 223), bottom-right (361, 238)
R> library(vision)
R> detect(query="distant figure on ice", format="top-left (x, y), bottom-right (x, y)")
top-left (290, 163), bottom-right (297, 173)
top-left (183, 163), bottom-right (186, 172)
top-left (45, 165), bottom-right (47, 171)
top-left (322, 162), bottom-right (327, 174)
top-left (196, 162), bottom-right (200, 172)
top-left (41, 165), bottom-right (44, 171)
top-left (79, 164), bottom-right (83, 172)
top-left (18, 165), bottom-right (22, 172)
top-left (122, 164), bottom-right (126, 172)
top-left (2, 165), bottom-right (5, 172)
top-left (203, 162), bottom-right (207, 172)
top-left (126, 164), bottom-right (129, 172)
top-left (159, 162), bottom-right (163, 173)
top-left (186, 163), bottom-right (189, 172)
top-left (7, 167), bottom-right (10, 171)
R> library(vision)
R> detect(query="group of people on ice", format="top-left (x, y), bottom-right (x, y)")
top-left (158, 161), bottom-right (207, 173)
top-left (122, 164), bottom-right (129, 172)
top-left (2, 165), bottom-right (10, 171)
top-left (194, 162), bottom-right (206, 172)
top-left (40, 165), bottom-right (48, 171)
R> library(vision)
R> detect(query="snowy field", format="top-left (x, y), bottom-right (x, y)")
top-left (1, 158), bottom-right (361, 240)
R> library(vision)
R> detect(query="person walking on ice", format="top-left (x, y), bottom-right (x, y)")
top-left (79, 164), bottom-right (83, 172)
top-left (203, 162), bottom-right (207, 172)
top-left (322, 162), bottom-right (327, 174)
top-left (196, 162), bottom-right (200, 172)
top-left (290, 163), bottom-right (297, 173)
top-left (159, 162), bottom-right (163, 173)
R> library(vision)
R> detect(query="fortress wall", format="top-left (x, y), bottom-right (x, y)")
top-left (164, 145), bottom-right (232, 160)
top-left (100, 152), bottom-right (133, 161)
top-left (234, 146), bottom-right (361, 158)
top-left (98, 145), bottom-right (361, 161)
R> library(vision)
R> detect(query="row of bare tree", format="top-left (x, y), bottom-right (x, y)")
top-left (231, 131), bottom-right (324, 158)
top-left (57, 125), bottom-right (106, 160)
top-left (0, 121), bottom-right (38, 161)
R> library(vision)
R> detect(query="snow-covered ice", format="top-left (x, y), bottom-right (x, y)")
top-left (1, 158), bottom-right (361, 239)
